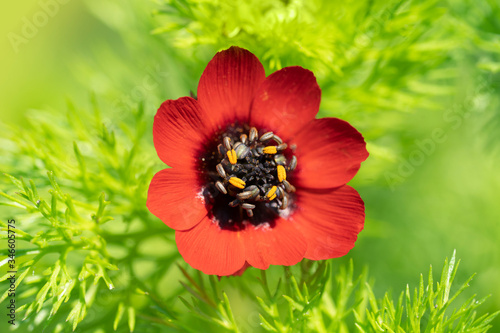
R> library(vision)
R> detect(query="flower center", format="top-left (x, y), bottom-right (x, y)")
top-left (199, 124), bottom-right (298, 230)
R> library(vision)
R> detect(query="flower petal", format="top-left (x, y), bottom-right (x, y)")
top-left (147, 168), bottom-right (206, 231)
top-left (242, 219), bottom-right (307, 270)
top-left (198, 46), bottom-right (266, 126)
top-left (153, 96), bottom-right (210, 168)
top-left (176, 217), bottom-right (246, 276)
top-left (250, 66), bottom-right (321, 140)
top-left (294, 186), bottom-right (365, 260)
top-left (291, 118), bottom-right (368, 189)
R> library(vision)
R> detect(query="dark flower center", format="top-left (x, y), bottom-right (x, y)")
top-left (198, 124), bottom-right (297, 230)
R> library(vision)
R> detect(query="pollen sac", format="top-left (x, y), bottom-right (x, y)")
top-left (277, 165), bottom-right (286, 182)
top-left (266, 186), bottom-right (277, 199)
top-left (227, 149), bottom-right (237, 165)
top-left (263, 146), bottom-right (277, 154)
top-left (211, 126), bottom-right (298, 216)
top-left (229, 177), bottom-right (246, 189)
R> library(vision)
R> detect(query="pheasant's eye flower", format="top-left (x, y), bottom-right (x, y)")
top-left (147, 46), bottom-right (369, 276)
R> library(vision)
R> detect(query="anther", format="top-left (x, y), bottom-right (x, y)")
top-left (246, 209), bottom-right (254, 217)
top-left (280, 194), bottom-right (289, 210)
top-left (229, 199), bottom-right (240, 207)
top-left (263, 146), bottom-right (277, 154)
top-left (276, 186), bottom-right (284, 199)
top-left (217, 144), bottom-right (226, 156)
top-left (277, 165), bottom-right (286, 182)
top-left (240, 134), bottom-right (247, 144)
top-left (277, 143), bottom-right (288, 151)
top-left (274, 154), bottom-right (286, 165)
top-left (272, 135), bottom-right (283, 145)
top-left (268, 193), bottom-right (277, 201)
top-left (223, 136), bottom-right (232, 150)
top-left (288, 156), bottom-right (297, 171)
top-left (241, 203), bottom-right (255, 210)
top-left (236, 185), bottom-right (259, 200)
top-left (227, 149), bottom-right (237, 165)
top-left (215, 181), bottom-right (227, 194)
top-left (282, 180), bottom-right (292, 192)
top-left (260, 132), bottom-right (274, 142)
top-left (216, 163), bottom-right (226, 178)
top-left (249, 127), bottom-right (258, 142)
top-left (229, 177), bottom-right (246, 189)
top-left (235, 144), bottom-right (250, 159)
top-left (266, 186), bottom-right (277, 199)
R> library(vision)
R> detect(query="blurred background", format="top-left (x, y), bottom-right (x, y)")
top-left (1, 0), bottom-right (499, 331)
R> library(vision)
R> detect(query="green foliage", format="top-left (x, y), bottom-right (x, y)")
top-left (1, 100), bottom-right (497, 332)
top-left (1, 0), bottom-right (500, 331)
top-left (152, 0), bottom-right (500, 185)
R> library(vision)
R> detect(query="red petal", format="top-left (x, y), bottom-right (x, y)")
top-left (153, 97), bottom-right (210, 168)
top-left (250, 66), bottom-right (321, 140)
top-left (147, 168), bottom-right (206, 231)
top-left (291, 118), bottom-right (368, 189)
top-left (230, 262), bottom-right (251, 276)
top-left (294, 186), bottom-right (365, 260)
top-left (198, 46), bottom-right (266, 126)
top-left (176, 217), bottom-right (246, 276)
top-left (242, 219), bottom-right (307, 270)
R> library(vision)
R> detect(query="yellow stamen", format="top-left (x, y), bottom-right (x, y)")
top-left (229, 177), bottom-right (246, 189)
top-left (227, 149), bottom-right (237, 164)
top-left (266, 185), bottom-right (277, 198)
top-left (268, 193), bottom-right (277, 201)
top-left (263, 146), bottom-right (277, 154)
top-left (277, 165), bottom-right (286, 182)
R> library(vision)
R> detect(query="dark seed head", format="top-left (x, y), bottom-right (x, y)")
top-left (259, 131), bottom-right (274, 142)
top-left (208, 125), bottom-right (298, 220)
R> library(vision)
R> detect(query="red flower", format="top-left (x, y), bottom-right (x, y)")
top-left (147, 46), bottom-right (368, 276)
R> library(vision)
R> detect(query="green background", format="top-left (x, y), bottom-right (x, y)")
top-left (1, 0), bottom-right (500, 332)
